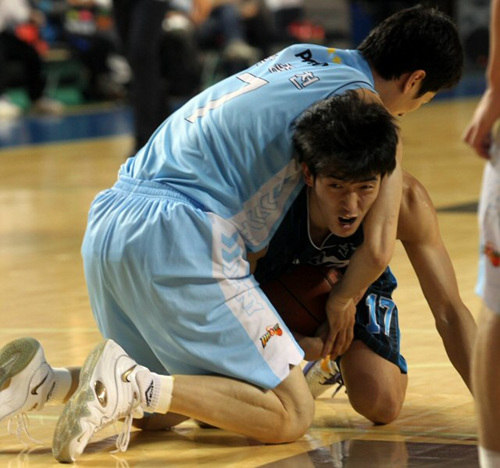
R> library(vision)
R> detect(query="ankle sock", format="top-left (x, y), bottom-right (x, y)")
top-left (136, 370), bottom-right (174, 414)
top-left (47, 368), bottom-right (72, 405)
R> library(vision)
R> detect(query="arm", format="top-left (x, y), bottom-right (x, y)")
top-left (463, 0), bottom-right (500, 158)
top-left (399, 173), bottom-right (476, 391)
top-left (323, 115), bottom-right (403, 358)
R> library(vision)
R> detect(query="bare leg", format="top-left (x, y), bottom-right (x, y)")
top-left (340, 341), bottom-right (407, 424)
top-left (64, 364), bottom-right (314, 442)
top-left (165, 365), bottom-right (315, 443)
top-left (133, 412), bottom-right (190, 430)
top-left (473, 304), bottom-right (500, 452)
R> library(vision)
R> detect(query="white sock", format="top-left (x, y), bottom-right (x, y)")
top-left (46, 368), bottom-right (72, 405)
top-left (136, 370), bottom-right (174, 414)
top-left (479, 446), bottom-right (500, 468)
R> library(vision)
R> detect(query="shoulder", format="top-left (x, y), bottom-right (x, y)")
top-left (402, 172), bottom-right (432, 207)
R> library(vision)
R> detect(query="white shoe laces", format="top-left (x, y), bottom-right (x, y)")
top-left (7, 413), bottom-right (42, 445)
top-left (114, 413), bottom-right (134, 453)
top-left (111, 393), bottom-right (143, 454)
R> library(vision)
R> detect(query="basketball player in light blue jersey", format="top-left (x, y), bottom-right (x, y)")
top-left (0, 6), bottom-right (464, 463)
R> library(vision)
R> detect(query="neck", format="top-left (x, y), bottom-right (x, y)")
top-left (307, 187), bottom-right (330, 247)
top-left (371, 69), bottom-right (394, 103)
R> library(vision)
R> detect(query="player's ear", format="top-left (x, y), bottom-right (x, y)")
top-left (302, 163), bottom-right (314, 186)
top-left (403, 70), bottom-right (426, 94)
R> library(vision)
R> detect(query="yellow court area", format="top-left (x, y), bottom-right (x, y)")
top-left (0, 96), bottom-right (485, 467)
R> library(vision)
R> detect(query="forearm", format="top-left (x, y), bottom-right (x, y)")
top-left (487, 0), bottom-right (500, 87)
top-left (334, 161), bottom-right (402, 300)
top-left (435, 305), bottom-right (476, 392)
top-left (332, 243), bottom-right (387, 300)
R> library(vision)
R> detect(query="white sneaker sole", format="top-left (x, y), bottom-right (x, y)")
top-left (0, 337), bottom-right (44, 420)
top-left (52, 340), bottom-right (108, 463)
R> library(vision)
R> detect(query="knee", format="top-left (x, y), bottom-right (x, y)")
top-left (349, 384), bottom-right (404, 425)
top-left (261, 392), bottom-right (315, 444)
top-left (363, 399), bottom-right (402, 425)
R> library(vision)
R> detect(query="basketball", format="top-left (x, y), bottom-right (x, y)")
top-left (261, 264), bottom-right (342, 336)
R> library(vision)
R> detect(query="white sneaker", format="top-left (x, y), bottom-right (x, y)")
top-left (52, 339), bottom-right (147, 463)
top-left (303, 358), bottom-right (344, 399)
top-left (0, 337), bottom-right (55, 438)
top-left (0, 96), bottom-right (22, 119)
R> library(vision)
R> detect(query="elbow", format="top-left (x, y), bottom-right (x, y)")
top-left (433, 303), bottom-right (467, 334)
top-left (362, 235), bottom-right (395, 273)
top-left (365, 248), bottom-right (392, 274)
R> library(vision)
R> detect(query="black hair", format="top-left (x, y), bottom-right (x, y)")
top-left (357, 5), bottom-right (463, 95)
top-left (292, 91), bottom-right (398, 181)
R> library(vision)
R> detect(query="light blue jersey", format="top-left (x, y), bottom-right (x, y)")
top-left (83, 45), bottom-right (377, 389)
top-left (121, 45), bottom-right (375, 251)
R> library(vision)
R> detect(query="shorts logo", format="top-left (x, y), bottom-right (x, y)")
top-left (259, 323), bottom-right (283, 348)
top-left (484, 242), bottom-right (500, 267)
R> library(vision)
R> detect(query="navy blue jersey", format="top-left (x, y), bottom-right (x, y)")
top-left (255, 187), bottom-right (407, 372)
top-left (254, 187), bottom-right (364, 284)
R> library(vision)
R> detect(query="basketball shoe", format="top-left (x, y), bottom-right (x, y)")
top-left (303, 357), bottom-right (344, 399)
top-left (52, 339), bottom-right (149, 463)
top-left (0, 337), bottom-right (55, 438)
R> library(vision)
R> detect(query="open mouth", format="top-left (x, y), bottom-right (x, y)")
top-left (339, 216), bottom-right (356, 226)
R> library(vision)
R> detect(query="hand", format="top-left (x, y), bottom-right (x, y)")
top-left (463, 87), bottom-right (500, 159)
top-left (322, 289), bottom-right (356, 359)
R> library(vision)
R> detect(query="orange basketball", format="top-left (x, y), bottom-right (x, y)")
top-left (261, 264), bottom-right (341, 336)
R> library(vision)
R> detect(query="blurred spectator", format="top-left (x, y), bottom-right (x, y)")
top-left (264, 0), bottom-right (303, 43)
top-left (195, 0), bottom-right (262, 72)
top-left (62, 0), bottom-right (128, 101)
top-left (112, 0), bottom-right (170, 152)
top-left (167, 0), bottom-right (263, 81)
top-left (239, 0), bottom-right (272, 56)
top-left (160, 8), bottom-right (203, 99)
top-left (0, 0), bottom-right (64, 118)
top-left (263, 0), bottom-right (327, 51)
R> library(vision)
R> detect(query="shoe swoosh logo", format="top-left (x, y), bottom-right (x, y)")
top-left (31, 373), bottom-right (49, 395)
top-left (121, 365), bottom-right (137, 383)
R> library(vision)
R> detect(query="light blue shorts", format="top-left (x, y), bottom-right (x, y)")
top-left (81, 176), bottom-right (303, 389)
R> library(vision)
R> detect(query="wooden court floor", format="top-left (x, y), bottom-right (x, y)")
top-left (0, 96), bottom-right (486, 467)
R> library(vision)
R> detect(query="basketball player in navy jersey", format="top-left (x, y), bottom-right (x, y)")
top-left (254, 102), bottom-right (476, 423)
top-left (0, 6), bottom-right (464, 462)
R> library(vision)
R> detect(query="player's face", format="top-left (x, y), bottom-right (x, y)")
top-left (307, 173), bottom-right (381, 239)
top-left (397, 91), bottom-right (436, 117)
top-left (385, 90), bottom-right (436, 117)
top-left (381, 71), bottom-right (436, 117)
